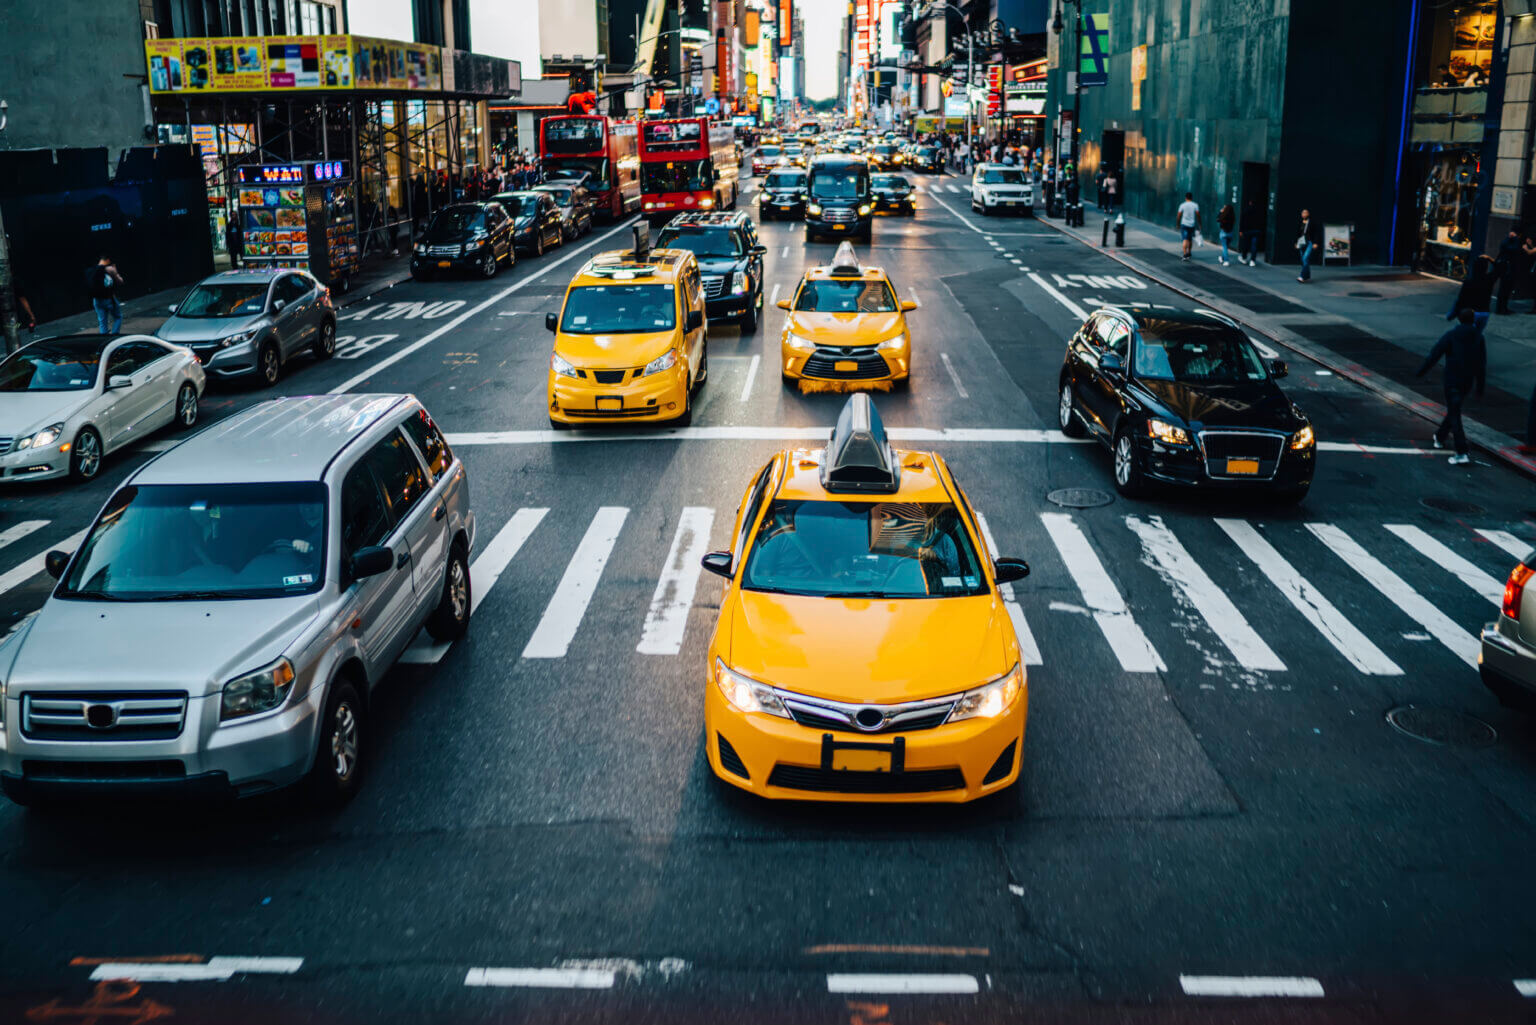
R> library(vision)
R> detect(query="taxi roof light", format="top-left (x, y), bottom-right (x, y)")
top-left (829, 241), bottom-right (861, 277)
top-left (821, 393), bottom-right (900, 494)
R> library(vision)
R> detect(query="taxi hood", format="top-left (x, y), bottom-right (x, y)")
top-left (725, 591), bottom-right (1011, 703)
top-left (555, 329), bottom-right (676, 368)
top-left (787, 311), bottom-right (904, 347)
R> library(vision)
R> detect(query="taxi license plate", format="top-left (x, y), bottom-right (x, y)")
top-left (832, 224), bottom-right (846, 230)
top-left (777, 204), bottom-right (794, 210)
top-left (834, 360), bottom-right (858, 372)
top-left (1226, 458), bottom-right (1260, 475)
top-left (597, 397), bottom-right (622, 411)
top-left (833, 748), bottom-right (892, 773)
top-left (437, 260), bottom-right (452, 268)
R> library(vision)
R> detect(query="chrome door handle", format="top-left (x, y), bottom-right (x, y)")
top-left (433, 503), bottom-right (445, 521)
top-left (396, 550), bottom-right (411, 569)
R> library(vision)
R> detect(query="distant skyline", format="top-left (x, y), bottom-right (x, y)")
top-left (801, 1), bottom-right (841, 100)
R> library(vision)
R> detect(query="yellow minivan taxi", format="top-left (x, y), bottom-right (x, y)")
top-left (779, 242), bottom-right (915, 390)
top-left (545, 232), bottom-right (708, 428)
top-left (700, 394), bottom-right (1031, 803)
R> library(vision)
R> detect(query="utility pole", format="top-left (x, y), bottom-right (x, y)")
top-left (0, 100), bottom-right (20, 355)
top-left (922, 4), bottom-right (972, 170)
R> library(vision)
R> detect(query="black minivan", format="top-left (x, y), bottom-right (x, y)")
top-left (804, 155), bottom-right (872, 242)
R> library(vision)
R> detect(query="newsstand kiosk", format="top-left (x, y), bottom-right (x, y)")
top-left (234, 160), bottom-right (359, 289)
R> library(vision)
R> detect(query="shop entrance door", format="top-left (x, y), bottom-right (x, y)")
top-left (1100, 129), bottom-right (1125, 171)
top-left (1242, 161), bottom-right (1270, 256)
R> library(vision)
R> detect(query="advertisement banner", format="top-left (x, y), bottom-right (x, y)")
top-left (1078, 13), bottom-right (1108, 87)
top-left (147, 36), bottom-right (353, 92)
top-left (352, 36), bottom-right (442, 91)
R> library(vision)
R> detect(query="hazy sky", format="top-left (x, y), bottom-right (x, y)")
top-left (801, 1), bottom-right (841, 99)
top-left (348, 0), bottom-right (543, 73)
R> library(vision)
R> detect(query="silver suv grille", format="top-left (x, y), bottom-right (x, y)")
top-left (779, 690), bottom-right (957, 734)
top-left (22, 692), bottom-right (188, 742)
top-left (821, 207), bottom-right (857, 223)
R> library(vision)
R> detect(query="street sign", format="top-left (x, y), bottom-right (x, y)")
top-left (1078, 13), bottom-right (1108, 87)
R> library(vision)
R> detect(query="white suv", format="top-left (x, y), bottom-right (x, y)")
top-left (971, 164), bottom-right (1034, 216)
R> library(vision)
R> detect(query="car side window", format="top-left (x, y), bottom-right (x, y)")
top-left (399, 407), bottom-right (453, 482)
top-left (126, 341), bottom-right (170, 368)
top-left (104, 345), bottom-right (140, 379)
top-left (282, 275), bottom-right (311, 303)
top-left (1076, 314), bottom-right (1103, 352)
top-left (733, 461), bottom-right (774, 564)
top-left (362, 429), bottom-right (430, 524)
top-left (340, 462), bottom-right (392, 560)
top-left (1098, 317), bottom-right (1131, 359)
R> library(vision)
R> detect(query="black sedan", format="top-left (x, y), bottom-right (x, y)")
top-left (411, 202), bottom-right (516, 280)
top-left (870, 173), bottom-right (916, 215)
top-left (910, 145), bottom-right (944, 173)
top-left (493, 190), bottom-right (565, 256)
top-left (757, 167), bottom-right (807, 220)
top-left (533, 182), bottom-right (594, 241)
top-left (1057, 307), bottom-right (1316, 501)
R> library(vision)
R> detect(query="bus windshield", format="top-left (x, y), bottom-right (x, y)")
top-left (641, 160), bottom-right (712, 194)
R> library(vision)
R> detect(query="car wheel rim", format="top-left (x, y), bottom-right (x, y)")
top-left (179, 386), bottom-right (197, 425)
top-left (1059, 385), bottom-right (1072, 427)
top-left (77, 433), bottom-right (100, 477)
top-left (1115, 438), bottom-right (1132, 484)
top-left (482, 255), bottom-right (495, 277)
top-left (331, 702), bottom-right (358, 782)
top-left (262, 348), bottom-right (278, 382)
top-left (448, 558), bottom-right (468, 621)
top-left (321, 323), bottom-right (334, 354)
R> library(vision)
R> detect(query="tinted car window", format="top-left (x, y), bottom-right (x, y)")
top-left (1134, 327), bottom-right (1269, 383)
top-left (0, 342), bottom-right (104, 392)
top-left (363, 430), bottom-right (430, 524)
top-left (765, 170), bottom-right (806, 189)
top-left (105, 345), bottom-right (143, 379)
top-left (734, 463), bottom-right (773, 564)
top-left (277, 275), bottom-right (310, 303)
top-left (655, 227), bottom-right (744, 258)
top-left (400, 408), bottom-right (453, 481)
top-left (340, 463), bottom-right (392, 559)
top-left (126, 341), bottom-right (171, 367)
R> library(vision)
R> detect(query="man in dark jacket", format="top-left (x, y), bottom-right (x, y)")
top-left (1447, 254), bottom-right (1497, 332)
top-left (1495, 228), bottom-right (1524, 314)
top-left (1239, 199), bottom-right (1263, 266)
top-left (1417, 307), bottom-right (1488, 465)
top-left (1296, 209), bottom-right (1322, 282)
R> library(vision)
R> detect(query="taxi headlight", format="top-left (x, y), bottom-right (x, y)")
top-left (877, 332), bottom-right (909, 351)
top-left (785, 332), bottom-right (816, 352)
top-left (947, 663), bottom-right (1024, 722)
top-left (714, 658), bottom-right (790, 718)
top-left (806, 202), bottom-right (822, 215)
top-left (1146, 418), bottom-right (1191, 446)
top-left (551, 352), bottom-right (581, 378)
top-left (219, 656), bottom-right (296, 722)
top-left (642, 349), bottom-right (678, 376)
top-left (15, 422), bottom-right (65, 451)
top-left (1290, 424), bottom-right (1315, 450)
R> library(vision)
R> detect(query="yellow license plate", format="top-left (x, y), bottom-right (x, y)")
top-left (835, 360), bottom-right (858, 372)
top-left (833, 749), bottom-right (892, 772)
top-left (437, 260), bottom-right (452, 268)
top-left (596, 397), bottom-right (621, 411)
top-left (1226, 458), bottom-right (1260, 475)
top-left (833, 224), bottom-right (846, 230)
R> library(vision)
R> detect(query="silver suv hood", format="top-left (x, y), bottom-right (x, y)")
top-left (157, 313), bottom-right (266, 344)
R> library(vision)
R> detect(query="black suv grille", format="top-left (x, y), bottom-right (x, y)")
top-left (1198, 431), bottom-right (1285, 481)
top-left (767, 764), bottom-right (966, 794)
top-left (802, 348), bottom-right (889, 380)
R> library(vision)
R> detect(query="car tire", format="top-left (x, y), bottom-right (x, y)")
top-left (739, 301), bottom-right (758, 334)
top-left (257, 342), bottom-right (281, 388)
top-left (1058, 380), bottom-right (1087, 438)
top-left (313, 319), bottom-right (336, 359)
top-left (175, 382), bottom-right (200, 430)
top-left (891, 373), bottom-right (911, 392)
top-left (804, 226), bottom-right (815, 243)
top-left (69, 425), bottom-right (102, 481)
top-left (675, 384), bottom-right (694, 426)
top-left (534, 232), bottom-right (545, 257)
top-left (480, 250), bottom-right (499, 278)
top-left (425, 544), bottom-right (471, 641)
top-left (693, 341), bottom-right (709, 390)
top-left (305, 679), bottom-right (363, 808)
top-left (1112, 428), bottom-right (1145, 497)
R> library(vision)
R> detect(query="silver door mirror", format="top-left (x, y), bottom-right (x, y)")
top-left (272, 298), bottom-right (287, 313)
top-left (108, 374), bottom-right (133, 389)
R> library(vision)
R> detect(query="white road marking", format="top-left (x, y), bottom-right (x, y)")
top-left (769, 282), bottom-right (782, 306)
top-left (940, 353), bottom-right (969, 398)
top-left (0, 529), bottom-right (89, 598)
top-left (1040, 512), bottom-right (1164, 673)
top-left (909, 290), bottom-right (921, 307)
top-left (0, 520), bottom-right (48, 551)
top-left (638, 507), bottom-right (715, 655)
top-left (1477, 528), bottom-right (1534, 562)
top-left (780, 245), bottom-right (789, 258)
top-left (739, 354), bottom-right (761, 401)
top-left (1214, 519), bottom-right (1401, 675)
top-left (1248, 335), bottom-right (1280, 359)
top-left (946, 184), bottom-right (960, 193)
top-left (523, 506), bottom-right (628, 659)
top-left (1307, 522), bottom-right (1479, 668)
top-left (975, 512), bottom-right (1043, 666)
top-left (1027, 271), bottom-right (1090, 321)
top-left (329, 216), bottom-right (638, 394)
top-left (827, 973), bottom-right (979, 994)
top-left (1385, 524), bottom-right (1505, 605)
top-left (1179, 975), bottom-right (1324, 998)
top-left (400, 508), bottom-right (549, 664)
top-left (90, 957), bottom-right (304, 982)
top-left (1126, 515), bottom-right (1286, 672)
top-left (465, 967), bottom-right (615, 989)
top-left (1515, 979), bottom-right (1536, 997)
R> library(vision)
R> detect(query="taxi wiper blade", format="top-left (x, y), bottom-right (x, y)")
top-left (821, 590), bottom-right (890, 599)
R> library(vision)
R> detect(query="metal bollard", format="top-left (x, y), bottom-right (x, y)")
top-left (1101, 218), bottom-right (1111, 246)
top-left (1113, 212), bottom-right (1125, 247)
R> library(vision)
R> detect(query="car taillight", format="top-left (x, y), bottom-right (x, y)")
top-left (1505, 564), bottom-right (1534, 620)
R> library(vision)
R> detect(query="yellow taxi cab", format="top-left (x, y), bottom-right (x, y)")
top-left (544, 225), bottom-right (708, 428)
top-left (700, 394), bottom-right (1031, 803)
top-left (778, 242), bottom-right (916, 390)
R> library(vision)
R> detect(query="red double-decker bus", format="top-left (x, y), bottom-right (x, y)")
top-left (638, 117), bottom-right (740, 223)
top-left (538, 115), bottom-right (641, 221)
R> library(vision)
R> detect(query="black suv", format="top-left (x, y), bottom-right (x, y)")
top-left (910, 145), bottom-right (944, 173)
top-left (411, 202), bottom-right (516, 280)
top-left (758, 167), bottom-right (808, 220)
top-left (869, 172), bottom-right (916, 215)
top-left (805, 155), bottom-right (872, 241)
top-left (654, 211), bottom-right (767, 332)
top-left (492, 190), bottom-right (565, 256)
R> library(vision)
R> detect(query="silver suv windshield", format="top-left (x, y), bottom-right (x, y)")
top-left (176, 282), bottom-right (269, 318)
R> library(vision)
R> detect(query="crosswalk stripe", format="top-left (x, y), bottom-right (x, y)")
top-left (1126, 515), bottom-right (1286, 672)
top-left (1214, 519), bottom-right (1401, 675)
top-left (1384, 524), bottom-right (1505, 605)
top-left (0, 520), bottom-right (48, 551)
top-left (946, 184), bottom-right (960, 193)
top-left (1476, 528), bottom-right (1534, 563)
top-left (523, 506), bottom-right (629, 659)
top-left (638, 507), bottom-right (715, 656)
top-left (1040, 512), bottom-right (1164, 673)
top-left (974, 512), bottom-right (1043, 666)
top-left (400, 508), bottom-right (548, 664)
top-left (0, 529), bottom-right (90, 598)
top-left (1307, 522), bottom-right (1479, 668)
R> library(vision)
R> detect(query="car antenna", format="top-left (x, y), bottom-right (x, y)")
top-left (630, 222), bottom-right (651, 261)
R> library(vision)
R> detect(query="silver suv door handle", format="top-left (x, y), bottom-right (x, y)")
top-left (396, 550), bottom-right (411, 569)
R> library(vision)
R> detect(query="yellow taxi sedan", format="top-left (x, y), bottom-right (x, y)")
top-left (778, 242), bottom-right (916, 390)
top-left (544, 227), bottom-right (709, 428)
top-left (700, 394), bottom-right (1030, 802)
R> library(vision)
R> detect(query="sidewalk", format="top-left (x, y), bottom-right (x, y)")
top-left (1040, 204), bottom-right (1536, 477)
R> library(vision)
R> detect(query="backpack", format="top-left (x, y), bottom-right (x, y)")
top-left (85, 265), bottom-right (114, 299)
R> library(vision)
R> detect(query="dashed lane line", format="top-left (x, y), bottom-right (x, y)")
top-left (739, 354), bottom-right (761, 402)
top-left (90, 957), bottom-right (304, 983)
top-left (826, 973), bottom-right (979, 995)
top-left (1179, 975), bottom-right (1324, 998)
top-left (940, 353), bottom-right (970, 398)
top-left (465, 967), bottom-right (615, 989)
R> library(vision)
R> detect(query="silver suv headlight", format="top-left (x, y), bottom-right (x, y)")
top-left (220, 657), bottom-right (296, 722)
top-left (947, 663), bottom-right (1024, 722)
top-left (14, 422), bottom-right (65, 451)
top-left (715, 659), bottom-right (791, 718)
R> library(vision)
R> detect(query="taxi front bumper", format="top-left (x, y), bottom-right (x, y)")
top-left (782, 345), bottom-right (908, 383)
top-left (705, 680), bottom-right (1026, 803)
top-left (548, 363), bottom-right (691, 425)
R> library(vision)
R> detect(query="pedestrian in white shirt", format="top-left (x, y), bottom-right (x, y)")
top-left (1175, 192), bottom-right (1200, 261)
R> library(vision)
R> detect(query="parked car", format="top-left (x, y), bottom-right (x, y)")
top-left (532, 182), bottom-right (595, 241)
top-left (411, 202), bottom-right (516, 280)
top-left (0, 393), bottom-right (475, 808)
top-left (495, 190), bottom-right (565, 256)
top-left (157, 269), bottom-right (336, 386)
top-left (0, 333), bottom-right (205, 483)
top-left (1482, 559), bottom-right (1536, 710)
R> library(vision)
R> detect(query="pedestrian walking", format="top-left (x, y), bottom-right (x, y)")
top-left (1102, 169), bottom-right (1118, 212)
top-left (1524, 234), bottom-right (1536, 313)
top-left (1176, 192), bottom-right (1200, 261)
top-left (1495, 228), bottom-right (1523, 314)
top-left (1095, 167), bottom-right (1107, 210)
top-left (1296, 209), bottom-right (1321, 282)
top-left (225, 210), bottom-right (244, 269)
top-left (86, 255), bottom-right (123, 334)
top-left (1417, 307), bottom-right (1487, 465)
top-left (1217, 202), bottom-right (1236, 266)
top-left (1239, 198), bottom-right (1263, 266)
top-left (1447, 254), bottom-right (1497, 331)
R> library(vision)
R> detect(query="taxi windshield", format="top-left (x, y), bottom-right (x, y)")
top-left (1133, 326), bottom-right (1269, 384)
top-left (560, 284), bottom-right (676, 333)
top-left (742, 500), bottom-right (989, 599)
top-left (794, 279), bottom-right (897, 313)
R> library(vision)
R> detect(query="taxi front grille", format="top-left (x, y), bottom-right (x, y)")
top-left (563, 406), bottom-right (657, 419)
top-left (588, 370), bottom-right (629, 384)
top-left (767, 764), bottom-right (966, 794)
top-left (802, 349), bottom-right (889, 381)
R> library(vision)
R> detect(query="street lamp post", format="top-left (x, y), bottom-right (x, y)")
top-left (1052, 0), bottom-right (1082, 173)
top-left (0, 99), bottom-right (19, 355)
top-left (920, 3), bottom-right (973, 170)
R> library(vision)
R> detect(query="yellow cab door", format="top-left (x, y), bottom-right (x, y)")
top-left (682, 261), bottom-right (706, 379)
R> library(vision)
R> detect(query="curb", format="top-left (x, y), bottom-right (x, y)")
top-left (1034, 213), bottom-right (1536, 481)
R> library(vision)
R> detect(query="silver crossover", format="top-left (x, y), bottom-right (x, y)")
top-left (157, 269), bottom-right (337, 386)
top-left (0, 393), bottom-right (475, 807)
top-left (1482, 558), bottom-right (1536, 709)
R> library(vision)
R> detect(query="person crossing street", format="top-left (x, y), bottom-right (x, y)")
top-left (1417, 307), bottom-right (1488, 465)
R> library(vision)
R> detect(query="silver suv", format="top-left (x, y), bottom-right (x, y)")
top-left (0, 393), bottom-right (474, 807)
top-left (157, 269), bottom-right (337, 386)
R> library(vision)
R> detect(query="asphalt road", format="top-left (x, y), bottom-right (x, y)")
top-left (2, 170), bottom-right (1535, 1025)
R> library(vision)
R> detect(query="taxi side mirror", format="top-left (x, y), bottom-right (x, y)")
top-left (900, 299), bottom-right (917, 312)
top-left (545, 312), bottom-right (558, 332)
top-left (700, 551), bottom-right (734, 578)
top-left (993, 558), bottom-right (1030, 585)
top-left (685, 309), bottom-right (704, 332)
top-left (776, 299), bottom-right (791, 310)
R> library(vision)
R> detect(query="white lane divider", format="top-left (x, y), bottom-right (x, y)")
top-left (1026, 271), bottom-right (1089, 321)
top-left (523, 506), bottom-right (628, 659)
top-left (940, 353), bottom-right (969, 398)
top-left (400, 508), bottom-right (548, 664)
top-left (1475, 527), bottom-right (1534, 563)
top-left (465, 967), bottom-right (615, 989)
top-left (1307, 522), bottom-right (1479, 668)
top-left (1385, 524), bottom-right (1505, 605)
top-left (827, 973), bottom-right (979, 994)
top-left (638, 507), bottom-right (715, 655)
top-left (769, 282), bottom-right (782, 307)
top-left (975, 512), bottom-right (1043, 666)
top-left (1126, 515), bottom-right (1286, 672)
top-left (0, 529), bottom-right (89, 598)
top-left (739, 354), bottom-right (761, 402)
top-left (1515, 979), bottom-right (1536, 997)
top-left (0, 520), bottom-right (48, 551)
top-left (1040, 512), bottom-right (1165, 674)
top-left (90, 957), bottom-right (303, 983)
top-left (1214, 519), bottom-right (1400, 675)
top-left (780, 245), bottom-right (790, 259)
top-left (1179, 975), bottom-right (1324, 998)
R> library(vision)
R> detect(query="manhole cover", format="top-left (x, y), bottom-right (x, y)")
top-left (1347, 290), bottom-right (1383, 298)
top-left (1420, 496), bottom-right (1487, 516)
top-left (1047, 487), bottom-right (1114, 508)
top-left (1386, 706), bottom-right (1496, 749)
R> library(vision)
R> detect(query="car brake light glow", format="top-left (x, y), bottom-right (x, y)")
top-left (1504, 563), bottom-right (1533, 620)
